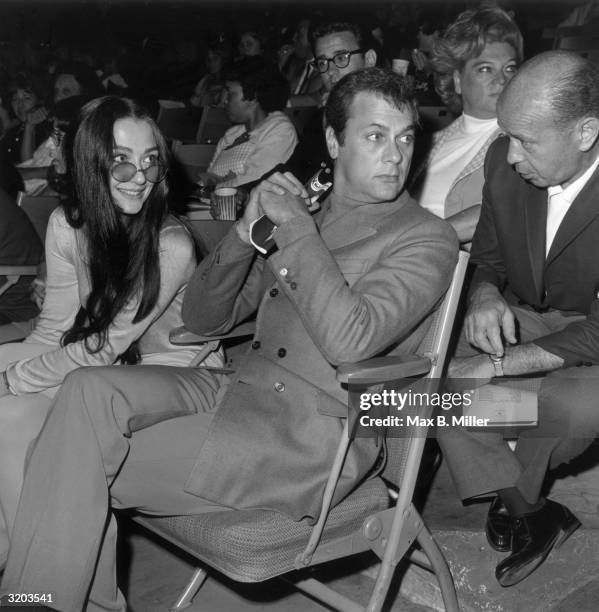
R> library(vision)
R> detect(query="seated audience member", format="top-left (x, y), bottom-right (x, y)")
top-left (200, 57), bottom-right (297, 189)
top-left (438, 51), bottom-right (599, 587)
top-left (52, 62), bottom-right (103, 103)
top-left (286, 19), bottom-right (377, 182)
top-left (237, 30), bottom-right (264, 59)
top-left (189, 43), bottom-right (231, 109)
top-left (0, 72), bottom-right (50, 165)
top-left (16, 94), bottom-right (90, 192)
top-left (0, 68), bottom-right (458, 610)
top-left (0, 95), bottom-right (222, 572)
top-left (0, 187), bottom-right (43, 325)
top-left (282, 17), bottom-right (323, 98)
top-left (410, 7), bottom-right (522, 244)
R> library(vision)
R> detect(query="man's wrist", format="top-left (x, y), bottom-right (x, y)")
top-left (234, 220), bottom-right (252, 245)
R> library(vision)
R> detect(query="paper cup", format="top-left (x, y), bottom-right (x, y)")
top-left (392, 58), bottom-right (409, 76)
top-left (213, 187), bottom-right (238, 220)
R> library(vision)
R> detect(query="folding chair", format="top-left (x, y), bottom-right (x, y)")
top-left (284, 106), bottom-right (319, 137)
top-left (195, 106), bottom-right (232, 144)
top-left (134, 250), bottom-right (469, 612)
top-left (171, 141), bottom-right (216, 183)
top-left (0, 193), bottom-right (59, 342)
top-left (157, 100), bottom-right (200, 143)
top-left (1, 192), bottom-right (59, 295)
top-left (555, 34), bottom-right (599, 61)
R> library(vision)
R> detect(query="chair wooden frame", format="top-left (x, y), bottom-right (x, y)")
top-left (134, 250), bottom-right (469, 612)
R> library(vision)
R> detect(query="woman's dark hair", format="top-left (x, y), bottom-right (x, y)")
top-left (61, 96), bottom-right (172, 364)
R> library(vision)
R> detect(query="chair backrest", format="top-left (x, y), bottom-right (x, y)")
top-left (17, 192), bottom-right (61, 242)
top-left (157, 100), bottom-right (199, 143)
top-left (555, 33), bottom-right (599, 62)
top-left (196, 106), bottom-right (232, 144)
top-left (284, 106), bottom-right (319, 137)
top-left (418, 106), bottom-right (454, 132)
top-left (382, 250), bottom-right (469, 485)
top-left (171, 141), bottom-right (216, 183)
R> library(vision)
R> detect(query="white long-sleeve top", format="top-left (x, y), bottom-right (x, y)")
top-left (6, 207), bottom-right (221, 394)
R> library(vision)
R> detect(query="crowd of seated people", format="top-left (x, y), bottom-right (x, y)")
top-left (199, 56), bottom-right (297, 189)
top-left (0, 2), bottom-right (598, 608)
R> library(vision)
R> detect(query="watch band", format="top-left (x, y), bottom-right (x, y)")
top-left (488, 354), bottom-right (505, 377)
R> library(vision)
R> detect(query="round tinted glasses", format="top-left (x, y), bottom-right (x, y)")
top-left (110, 161), bottom-right (167, 184)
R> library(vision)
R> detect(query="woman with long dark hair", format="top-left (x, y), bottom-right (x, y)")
top-left (0, 95), bottom-right (222, 567)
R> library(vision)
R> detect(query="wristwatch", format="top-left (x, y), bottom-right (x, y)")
top-left (488, 354), bottom-right (505, 377)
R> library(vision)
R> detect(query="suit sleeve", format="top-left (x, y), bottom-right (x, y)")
top-left (468, 141), bottom-right (508, 292)
top-left (534, 299), bottom-right (599, 367)
top-left (182, 225), bottom-right (264, 334)
top-left (266, 213), bottom-right (458, 365)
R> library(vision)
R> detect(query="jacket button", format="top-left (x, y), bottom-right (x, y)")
top-left (269, 287), bottom-right (279, 297)
top-left (277, 348), bottom-right (286, 358)
top-left (273, 381), bottom-right (285, 392)
top-left (251, 341), bottom-right (261, 350)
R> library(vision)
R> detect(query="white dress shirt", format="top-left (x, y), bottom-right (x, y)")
top-left (546, 155), bottom-right (599, 256)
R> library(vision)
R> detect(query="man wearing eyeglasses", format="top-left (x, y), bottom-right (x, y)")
top-left (287, 20), bottom-right (377, 181)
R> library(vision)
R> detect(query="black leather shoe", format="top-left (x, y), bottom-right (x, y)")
top-left (486, 496), bottom-right (512, 552)
top-left (495, 499), bottom-right (581, 587)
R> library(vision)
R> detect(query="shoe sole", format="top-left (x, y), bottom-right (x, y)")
top-left (498, 513), bottom-right (581, 587)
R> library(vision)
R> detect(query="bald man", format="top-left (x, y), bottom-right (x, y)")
top-left (438, 50), bottom-right (599, 587)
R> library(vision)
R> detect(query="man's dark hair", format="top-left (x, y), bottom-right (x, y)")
top-left (546, 52), bottom-right (599, 128)
top-left (310, 21), bottom-right (365, 53)
top-left (223, 57), bottom-right (290, 114)
top-left (325, 67), bottom-right (418, 144)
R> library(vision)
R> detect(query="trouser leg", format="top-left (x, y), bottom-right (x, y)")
top-left (0, 364), bottom-right (222, 612)
top-left (440, 366), bottom-right (599, 504)
top-left (513, 367), bottom-right (599, 503)
top-left (0, 393), bottom-right (51, 568)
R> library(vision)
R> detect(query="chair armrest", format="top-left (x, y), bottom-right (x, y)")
top-left (170, 321), bottom-right (256, 345)
top-left (0, 265), bottom-right (40, 276)
top-left (336, 355), bottom-right (431, 384)
top-left (0, 264), bottom-right (40, 298)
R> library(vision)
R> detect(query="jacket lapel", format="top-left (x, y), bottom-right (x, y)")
top-left (546, 168), bottom-right (599, 265)
top-left (451, 129), bottom-right (501, 188)
top-left (523, 185), bottom-right (547, 300)
top-left (316, 192), bottom-right (409, 250)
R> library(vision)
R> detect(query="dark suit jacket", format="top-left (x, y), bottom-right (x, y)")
top-left (471, 137), bottom-right (599, 367)
top-left (182, 191), bottom-right (458, 521)
top-left (0, 187), bottom-right (43, 322)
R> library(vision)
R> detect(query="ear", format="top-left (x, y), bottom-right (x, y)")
top-left (577, 116), bottom-right (599, 152)
top-left (453, 69), bottom-right (462, 96)
top-left (364, 49), bottom-right (377, 68)
top-left (325, 125), bottom-right (339, 159)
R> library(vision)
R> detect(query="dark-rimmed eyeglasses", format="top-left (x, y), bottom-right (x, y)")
top-left (110, 161), bottom-right (167, 184)
top-left (310, 49), bottom-right (365, 74)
